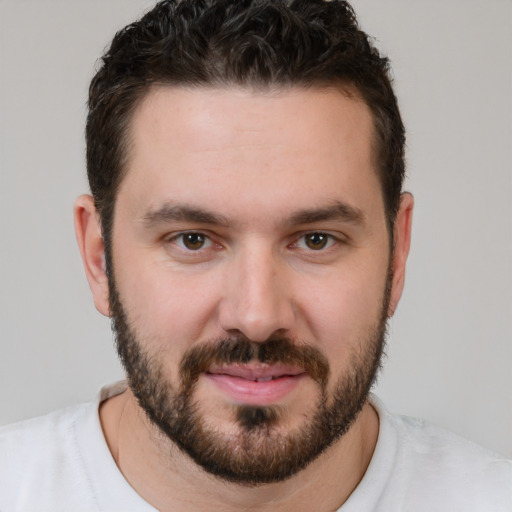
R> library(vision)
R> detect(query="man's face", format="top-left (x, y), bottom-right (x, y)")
top-left (108, 86), bottom-right (395, 483)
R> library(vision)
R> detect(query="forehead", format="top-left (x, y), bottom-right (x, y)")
top-left (118, 85), bottom-right (383, 225)
top-left (128, 85), bottom-right (374, 161)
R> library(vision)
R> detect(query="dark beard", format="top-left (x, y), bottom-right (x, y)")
top-left (108, 270), bottom-right (390, 485)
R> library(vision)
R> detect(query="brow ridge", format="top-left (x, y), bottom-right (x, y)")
top-left (141, 203), bottom-right (230, 227)
top-left (287, 201), bottom-right (365, 226)
top-left (140, 200), bottom-right (364, 229)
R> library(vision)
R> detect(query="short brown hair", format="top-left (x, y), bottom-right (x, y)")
top-left (86, 0), bottom-right (405, 250)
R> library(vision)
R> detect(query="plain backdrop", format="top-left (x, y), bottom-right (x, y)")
top-left (1, 0), bottom-right (511, 457)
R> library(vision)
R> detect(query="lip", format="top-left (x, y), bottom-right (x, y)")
top-left (204, 364), bottom-right (307, 406)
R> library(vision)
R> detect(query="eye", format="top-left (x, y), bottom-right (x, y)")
top-left (295, 232), bottom-right (336, 251)
top-left (172, 232), bottom-right (213, 251)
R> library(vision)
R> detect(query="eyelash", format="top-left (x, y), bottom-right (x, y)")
top-left (167, 232), bottom-right (215, 252)
top-left (291, 232), bottom-right (338, 251)
top-left (166, 231), bottom-right (340, 253)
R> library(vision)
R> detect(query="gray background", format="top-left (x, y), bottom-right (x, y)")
top-left (1, 0), bottom-right (511, 457)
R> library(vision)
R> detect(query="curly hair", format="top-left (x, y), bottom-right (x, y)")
top-left (86, 0), bottom-right (405, 248)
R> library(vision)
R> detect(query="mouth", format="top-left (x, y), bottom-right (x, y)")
top-left (204, 364), bottom-right (307, 406)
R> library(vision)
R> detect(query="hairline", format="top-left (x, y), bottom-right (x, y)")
top-left (106, 81), bottom-right (392, 240)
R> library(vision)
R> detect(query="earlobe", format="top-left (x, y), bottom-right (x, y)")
top-left (388, 192), bottom-right (414, 317)
top-left (74, 194), bottom-right (111, 317)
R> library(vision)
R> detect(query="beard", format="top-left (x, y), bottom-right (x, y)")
top-left (107, 267), bottom-right (390, 486)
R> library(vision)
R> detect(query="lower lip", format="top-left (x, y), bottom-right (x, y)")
top-left (205, 373), bottom-right (306, 406)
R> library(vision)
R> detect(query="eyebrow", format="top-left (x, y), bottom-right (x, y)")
top-left (287, 201), bottom-right (365, 226)
top-left (140, 200), bottom-right (364, 229)
top-left (140, 203), bottom-right (230, 227)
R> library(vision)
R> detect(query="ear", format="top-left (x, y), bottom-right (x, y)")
top-left (74, 194), bottom-right (110, 317)
top-left (388, 192), bottom-right (414, 317)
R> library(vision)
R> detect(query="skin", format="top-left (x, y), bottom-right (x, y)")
top-left (75, 86), bottom-right (413, 511)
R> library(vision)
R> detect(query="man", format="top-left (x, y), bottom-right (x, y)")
top-left (0, 0), bottom-right (510, 510)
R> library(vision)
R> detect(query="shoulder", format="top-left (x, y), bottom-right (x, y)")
top-left (0, 401), bottom-right (90, 463)
top-left (370, 397), bottom-right (512, 511)
top-left (0, 402), bottom-right (98, 511)
top-left (0, 400), bottom-right (88, 437)
top-left (392, 412), bottom-right (511, 472)
top-left (393, 412), bottom-right (511, 474)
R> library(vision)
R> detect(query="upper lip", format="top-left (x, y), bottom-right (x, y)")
top-left (206, 364), bottom-right (305, 381)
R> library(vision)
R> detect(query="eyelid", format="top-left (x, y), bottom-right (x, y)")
top-left (163, 229), bottom-right (346, 255)
top-left (166, 231), bottom-right (215, 251)
top-left (291, 231), bottom-right (343, 251)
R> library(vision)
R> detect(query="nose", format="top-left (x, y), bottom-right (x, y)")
top-left (218, 243), bottom-right (295, 342)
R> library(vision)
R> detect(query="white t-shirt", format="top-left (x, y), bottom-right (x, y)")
top-left (0, 382), bottom-right (510, 511)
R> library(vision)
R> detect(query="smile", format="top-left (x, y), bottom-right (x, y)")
top-left (204, 364), bottom-right (307, 406)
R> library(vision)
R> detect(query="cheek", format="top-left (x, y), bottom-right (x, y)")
top-left (113, 253), bottom-right (223, 350)
top-left (297, 263), bottom-right (388, 363)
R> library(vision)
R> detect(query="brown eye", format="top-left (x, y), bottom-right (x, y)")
top-left (304, 233), bottom-right (329, 250)
top-left (181, 233), bottom-right (207, 250)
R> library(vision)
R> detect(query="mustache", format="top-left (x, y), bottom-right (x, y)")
top-left (179, 336), bottom-right (330, 388)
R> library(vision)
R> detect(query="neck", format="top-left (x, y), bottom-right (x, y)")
top-left (100, 389), bottom-right (379, 512)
